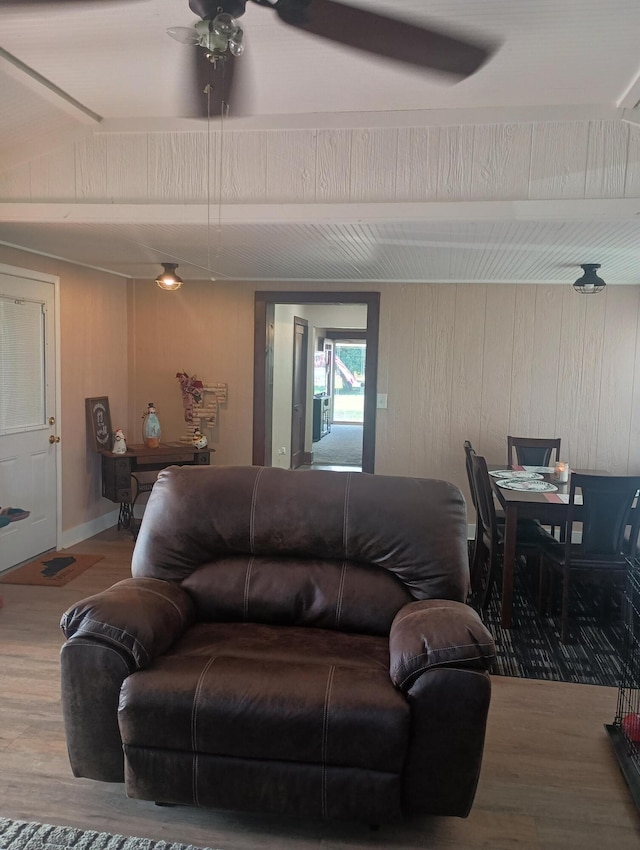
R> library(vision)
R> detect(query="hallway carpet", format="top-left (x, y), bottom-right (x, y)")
top-left (312, 423), bottom-right (363, 467)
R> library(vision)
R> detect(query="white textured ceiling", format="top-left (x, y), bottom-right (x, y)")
top-left (2, 218), bottom-right (640, 284)
top-left (2, 0), bottom-right (640, 284)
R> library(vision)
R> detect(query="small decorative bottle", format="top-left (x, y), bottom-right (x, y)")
top-left (142, 402), bottom-right (161, 448)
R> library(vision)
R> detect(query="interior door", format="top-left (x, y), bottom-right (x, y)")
top-left (290, 317), bottom-right (308, 469)
top-left (0, 271), bottom-right (58, 571)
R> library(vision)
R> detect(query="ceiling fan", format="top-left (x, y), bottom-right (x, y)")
top-left (169, 0), bottom-right (496, 118)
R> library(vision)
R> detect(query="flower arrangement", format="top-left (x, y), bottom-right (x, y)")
top-left (176, 371), bottom-right (204, 424)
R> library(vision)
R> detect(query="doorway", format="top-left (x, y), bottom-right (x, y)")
top-left (0, 265), bottom-right (60, 571)
top-left (253, 292), bottom-right (380, 473)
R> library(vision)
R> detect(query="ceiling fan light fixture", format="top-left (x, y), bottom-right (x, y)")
top-left (573, 263), bottom-right (605, 294)
top-left (155, 263), bottom-right (183, 291)
top-left (191, 13), bottom-right (243, 61)
top-left (212, 12), bottom-right (239, 37)
top-left (229, 31), bottom-right (245, 56)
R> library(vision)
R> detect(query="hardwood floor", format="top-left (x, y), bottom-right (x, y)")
top-left (1, 528), bottom-right (639, 849)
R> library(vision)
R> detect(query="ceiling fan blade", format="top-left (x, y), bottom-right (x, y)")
top-left (3, 0), bottom-right (141, 4)
top-left (272, 0), bottom-right (495, 78)
top-left (187, 50), bottom-right (239, 118)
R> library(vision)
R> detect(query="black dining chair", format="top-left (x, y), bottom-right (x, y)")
top-left (624, 503), bottom-right (640, 557)
top-left (464, 440), bottom-right (484, 588)
top-left (539, 473), bottom-right (640, 643)
top-left (469, 453), bottom-right (556, 610)
top-left (507, 436), bottom-right (561, 468)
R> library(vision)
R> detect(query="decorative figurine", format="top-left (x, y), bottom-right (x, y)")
top-left (192, 429), bottom-right (208, 449)
top-left (142, 402), bottom-right (161, 448)
top-left (112, 428), bottom-right (127, 454)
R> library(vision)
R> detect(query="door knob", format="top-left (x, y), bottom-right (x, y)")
top-left (49, 435), bottom-right (61, 444)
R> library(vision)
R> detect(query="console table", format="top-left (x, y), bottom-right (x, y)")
top-left (99, 443), bottom-right (213, 529)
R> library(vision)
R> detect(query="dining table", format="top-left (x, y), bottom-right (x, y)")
top-left (489, 464), bottom-right (590, 628)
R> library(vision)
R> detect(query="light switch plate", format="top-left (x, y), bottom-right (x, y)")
top-left (376, 393), bottom-right (388, 409)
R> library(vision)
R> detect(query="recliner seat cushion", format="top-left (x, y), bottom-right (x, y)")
top-left (118, 624), bottom-right (408, 773)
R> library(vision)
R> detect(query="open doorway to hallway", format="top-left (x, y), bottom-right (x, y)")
top-left (252, 292), bottom-right (380, 474)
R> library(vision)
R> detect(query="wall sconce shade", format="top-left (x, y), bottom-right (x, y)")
top-left (574, 263), bottom-right (605, 294)
top-left (155, 263), bottom-right (183, 291)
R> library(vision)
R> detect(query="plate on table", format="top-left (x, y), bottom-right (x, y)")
top-left (488, 470), bottom-right (543, 480)
top-left (496, 479), bottom-right (558, 492)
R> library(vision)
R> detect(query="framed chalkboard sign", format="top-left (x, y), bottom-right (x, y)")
top-left (86, 396), bottom-right (112, 452)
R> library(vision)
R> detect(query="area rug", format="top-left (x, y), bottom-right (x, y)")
top-left (313, 423), bottom-right (363, 466)
top-left (0, 818), bottom-right (219, 850)
top-left (475, 566), bottom-right (625, 687)
top-left (0, 552), bottom-right (103, 586)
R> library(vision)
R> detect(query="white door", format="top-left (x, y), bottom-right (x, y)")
top-left (0, 270), bottom-right (58, 571)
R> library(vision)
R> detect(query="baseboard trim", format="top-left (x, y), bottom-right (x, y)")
top-left (60, 508), bottom-right (119, 549)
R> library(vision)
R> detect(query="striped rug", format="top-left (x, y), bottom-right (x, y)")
top-left (476, 568), bottom-right (625, 687)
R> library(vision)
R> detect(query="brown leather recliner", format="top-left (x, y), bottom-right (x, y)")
top-left (60, 466), bottom-right (495, 823)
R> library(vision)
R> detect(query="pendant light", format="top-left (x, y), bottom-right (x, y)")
top-left (155, 263), bottom-right (183, 291)
top-left (573, 263), bottom-right (605, 294)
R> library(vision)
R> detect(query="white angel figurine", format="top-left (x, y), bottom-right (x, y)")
top-left (112, 428), bottom-right (127, 454)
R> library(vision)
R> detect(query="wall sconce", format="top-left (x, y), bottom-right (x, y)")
top-left (574, 263), bottom-right (605, 294)
top-left (155, 263), bottom-right (183, 291)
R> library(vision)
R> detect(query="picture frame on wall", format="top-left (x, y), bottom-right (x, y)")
top-left (85, 396), bottom-right (112, 452)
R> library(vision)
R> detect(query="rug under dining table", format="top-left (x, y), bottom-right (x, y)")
top-left (475, 565), bottom-right (625, 687)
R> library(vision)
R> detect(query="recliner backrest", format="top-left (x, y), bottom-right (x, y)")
top-left (132, 466), bottom-right (470, 621)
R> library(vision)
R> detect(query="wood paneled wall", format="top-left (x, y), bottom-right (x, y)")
top-left (129, 278), bottom-right (640, 511)
top-left (3, 243), bottom-right (639, 537)
top-left (375, 282), bottom-right (640, 504)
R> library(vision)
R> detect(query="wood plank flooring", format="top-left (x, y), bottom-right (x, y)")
top-left (1, 528), bottom-right (639, 849)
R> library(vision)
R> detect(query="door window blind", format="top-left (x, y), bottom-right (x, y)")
top-left (0, 296), bottom-right (46, 433)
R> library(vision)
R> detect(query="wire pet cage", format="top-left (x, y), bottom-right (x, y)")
top-left (606, 557), bottom-right (640, 808)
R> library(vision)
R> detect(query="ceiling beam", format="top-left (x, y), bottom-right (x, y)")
top-left (98, 103), bottom-right (624, 134)
top-left (0, 47), bottom-right (102, 124)
top-left (3, 198), bottom-right (640, 226)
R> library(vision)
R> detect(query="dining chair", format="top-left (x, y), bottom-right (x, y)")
top-left (469, 453), bottom-right (556, 610)
top-left (464, 440), bottom-right (483, 587)
top-left (507, 436), bottom-right (561, 468)
top-left (624, 503), bottom-right (640, 557)
top-left (540, 473), bottom-right (640, 643)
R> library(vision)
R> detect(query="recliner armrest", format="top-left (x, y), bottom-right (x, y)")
top-left (60, 577), bottom-right (195, 669)
top-left (389, 599), bottom-right (495, 692)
